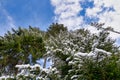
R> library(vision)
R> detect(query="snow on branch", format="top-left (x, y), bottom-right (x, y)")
top-left (0, 76), bottom-right (14, 80)
top-left (91, 22), bottom-right (120, 34)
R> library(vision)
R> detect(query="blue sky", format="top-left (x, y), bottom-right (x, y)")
top-left (5, 0), bottom-right (54, 28)
top-left (0, 0), bottom-right (54, 35)
top-left (0, 0), bottom-right (120, 42)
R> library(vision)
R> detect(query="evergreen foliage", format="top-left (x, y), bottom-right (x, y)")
top-left (0, 23), bottom-right (120, 80)
top-left (0, 27), bottom-right (45, 76)
top-left (47, 23), bottom-right (68, 37)
top-left (45, 24), bottom-right (120, 80)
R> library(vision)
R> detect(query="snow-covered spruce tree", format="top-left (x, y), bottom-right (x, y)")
top-left (46, 24), bottom-right (120, 80)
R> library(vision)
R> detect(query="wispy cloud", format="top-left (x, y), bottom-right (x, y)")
top-left (51, 0), bottom-right (120, 39)
top-left (0, 1), bottom-right (16, 36)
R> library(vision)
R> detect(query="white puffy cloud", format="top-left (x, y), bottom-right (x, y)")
top-left (51, 0), bottom-right (120, 39)
top-left (51, 0), bottom-right (83, 30)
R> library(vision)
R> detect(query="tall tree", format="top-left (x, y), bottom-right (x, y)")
top-left (43, 23), bottom-right (68, 68)
top-left (0, 26), bottom-right (45, 75)
top-left (46, 26), bottom-right (120, 80)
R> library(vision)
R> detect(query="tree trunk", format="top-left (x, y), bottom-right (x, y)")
top-left (43, 57), bottom-right (47, 68)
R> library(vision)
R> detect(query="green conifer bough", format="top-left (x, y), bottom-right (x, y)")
top-left (0, 27), bottom-right (45, 75)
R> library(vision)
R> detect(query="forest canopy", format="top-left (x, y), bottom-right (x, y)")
top-left (0, 23), bottom-right (120, 80)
